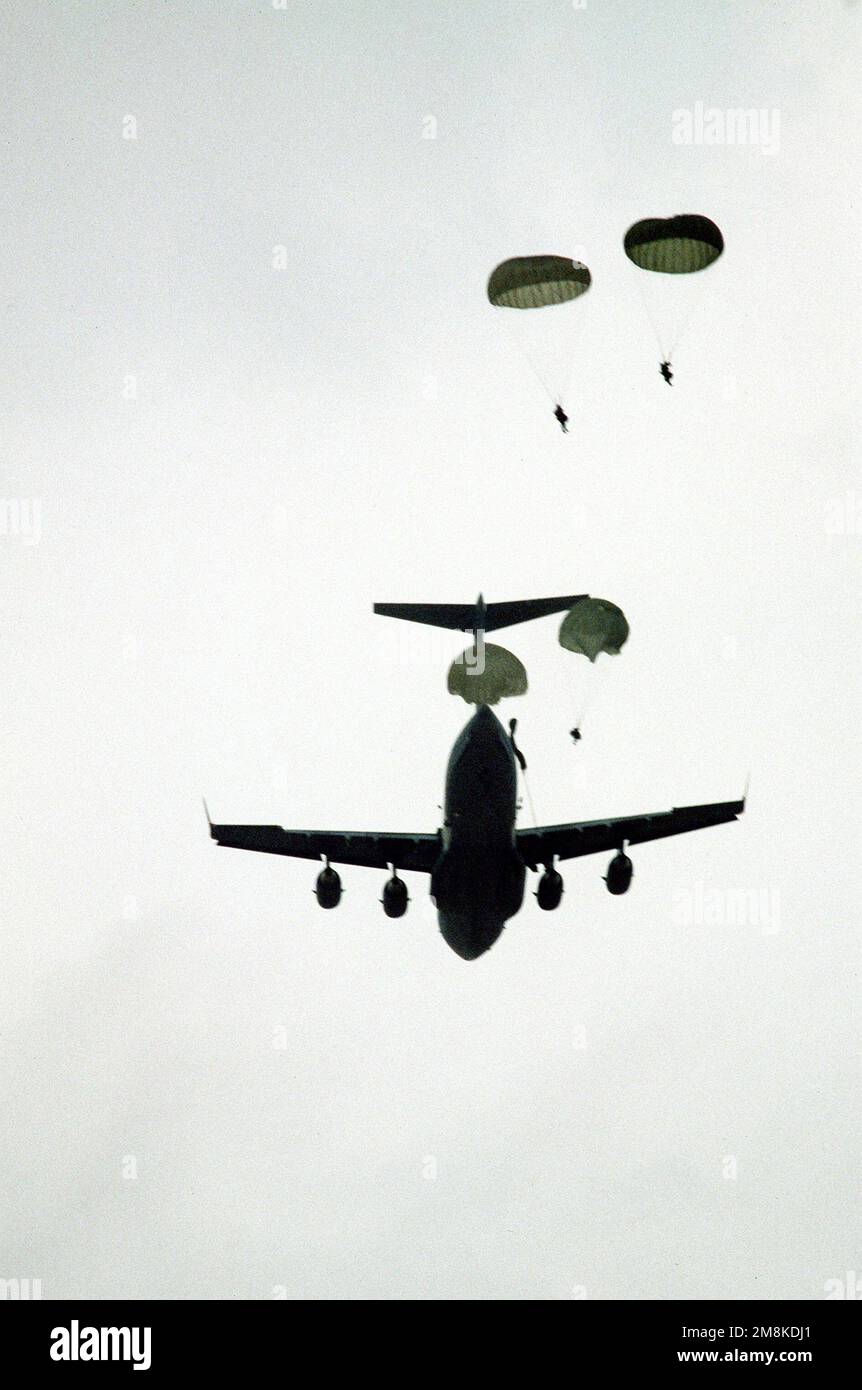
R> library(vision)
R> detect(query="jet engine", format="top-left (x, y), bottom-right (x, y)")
top-left (605, 851), bottom-right (633, 895)
top-left (535, 866), bottom-right (564, 910)
top-left (382, 874), bottom-right (409, 918)
top-left (315, 863), bottom-right (342, 908)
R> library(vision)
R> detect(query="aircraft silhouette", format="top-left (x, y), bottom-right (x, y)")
top-left (208, 595), bottom-right (745, 960)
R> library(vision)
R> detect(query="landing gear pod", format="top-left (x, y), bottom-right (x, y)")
top-left (536, 866), bottom-right (564, 911)
top-left (382, 873), bottom-right (409, 918)
top-left (315, 862), bottom-right (342, 908)
top-left (604, 851), bottom-right (633, 896)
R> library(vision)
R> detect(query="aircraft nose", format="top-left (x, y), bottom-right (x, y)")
top-left (439, 909), bottom-right (504, 960)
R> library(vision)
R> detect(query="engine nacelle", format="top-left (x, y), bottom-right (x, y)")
top-left (315, 864), bottom-right (342, 908)
top-left (605, 851), bottom-right (633, 896)
top-left (382, 874), bottom-right (409, 918)
top-left (536, 867), bottom-right (564, 911)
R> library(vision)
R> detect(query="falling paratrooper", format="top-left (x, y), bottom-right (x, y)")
top-left (559, 597), bottom-right (630, 744)
top-left (487, 254), bottom-right (591, 431)
top-left (623, 215), bottom-right (724, 383)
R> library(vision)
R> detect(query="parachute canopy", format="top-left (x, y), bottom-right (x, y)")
top-left (623, 215), bottom-right (724, 274)
top-left (487, 255), bottom-right (591, 310)
top-left (559, 599), bottom-right (629, 663)
top-left (447, 643), bottom-right (528, 706)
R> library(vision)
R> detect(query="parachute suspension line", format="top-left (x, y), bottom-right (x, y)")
top-left (519, 761), bottom-right (539, 830)
top-left (664, 301), bottom-right (696, 363)
top-left (664, 279), bottom-right (716, 362)
top-left (571, 656), bottom-right (608, 731)
top-left (500, 316), bottom-right (558, 407)
top-left (634, 280), bottom-right (669, 362)
top-left (573, 682), bottom-right (594, 732)
top-left (559, 324), bottom-right (585, 416)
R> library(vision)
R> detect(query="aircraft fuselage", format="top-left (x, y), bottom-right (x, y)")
top-left (431, 705), bottom-right (526, 959)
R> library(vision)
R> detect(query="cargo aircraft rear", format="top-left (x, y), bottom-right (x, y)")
top-left (208, 595), bottom-right (744, 960)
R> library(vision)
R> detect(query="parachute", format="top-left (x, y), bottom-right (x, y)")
top-left (447, 643), bottom-right (528, 706)
top-left (558, 598), bottom-right (629, 663)
top-left (623, 215), bottom-right (724, 274)
top-left (623, 216), bottom-right (723, 370)
top-left (487, 256), bottom-right (591, 309)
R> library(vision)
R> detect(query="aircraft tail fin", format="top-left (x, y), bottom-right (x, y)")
top-left (374, 594), bottom-right (587, 634)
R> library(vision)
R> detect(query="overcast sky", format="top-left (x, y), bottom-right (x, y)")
top-left (1, 0), bottom-right (858, 1300)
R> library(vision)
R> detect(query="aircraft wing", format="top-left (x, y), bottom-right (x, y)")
top-left (208, 814), bottom-right (441, 873)
top-left (516, 797), bottom-right (745, 870)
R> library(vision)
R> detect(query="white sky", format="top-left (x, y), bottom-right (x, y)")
top-left (0, 0), bottom-right (858, 1299)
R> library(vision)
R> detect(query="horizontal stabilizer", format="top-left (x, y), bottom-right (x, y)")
top-left (374, 594), bottom-right (587, 634)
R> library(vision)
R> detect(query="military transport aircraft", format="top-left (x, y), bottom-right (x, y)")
top-left (207, 595), bottom-right (745, 960)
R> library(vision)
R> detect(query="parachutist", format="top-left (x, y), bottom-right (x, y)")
top-left (569, 727), bottom-right (582, 745)
top-left (486, 258), bottom-right (590, 425)
top-left (624, 217), bottom-right (723, 376)
top-left (508, 718), bottom-right (527, 772)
